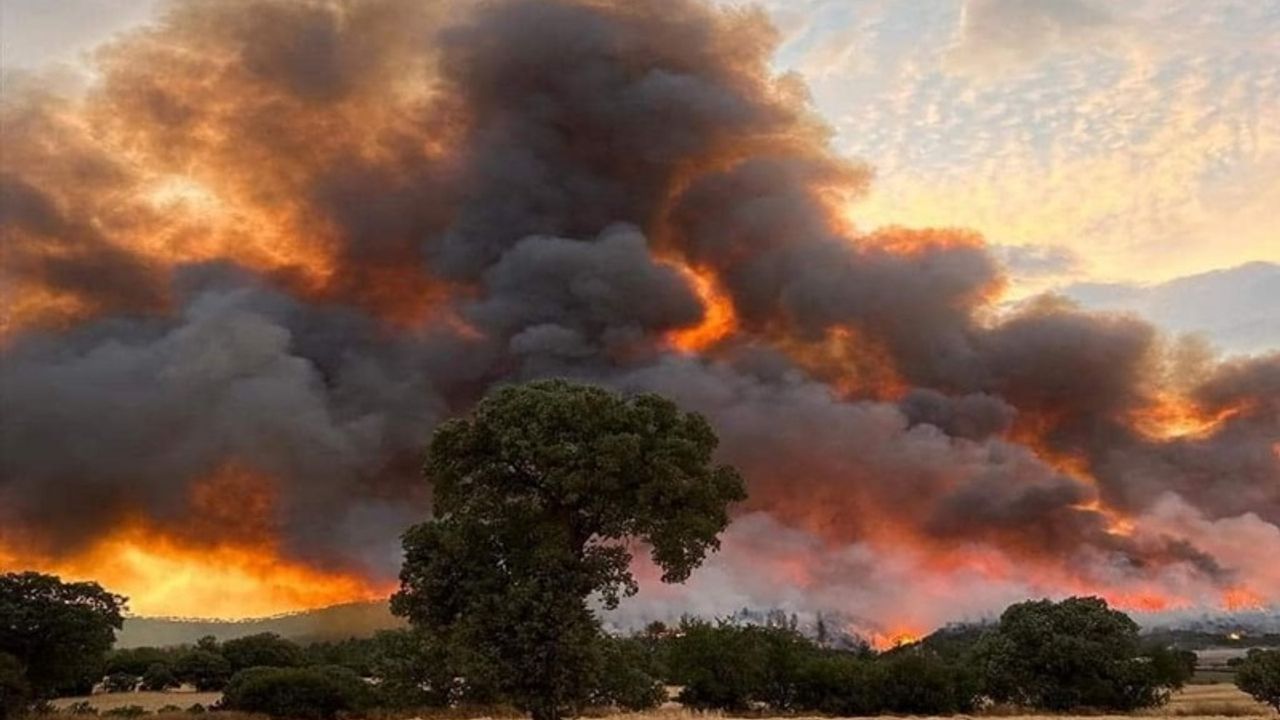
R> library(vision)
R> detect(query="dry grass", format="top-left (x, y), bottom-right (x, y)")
top-left (46, 684), bottom-right (1275, 720)
top-left (51, 690), bottom-right (222, 712)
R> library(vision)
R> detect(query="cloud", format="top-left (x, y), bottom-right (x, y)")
top-left (948, 0), bottom-right (1116, 75)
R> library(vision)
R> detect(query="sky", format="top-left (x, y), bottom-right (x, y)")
top-left (4, 0), bottom-right (1276, 316)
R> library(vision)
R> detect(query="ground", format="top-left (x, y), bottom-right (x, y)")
top-left (51, 683), bottom-right (1275, 718)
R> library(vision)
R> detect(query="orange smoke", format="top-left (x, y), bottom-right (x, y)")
top-left (0, 464), bottom-right (392, 618)
top-left (667, 264), bottom-right (737, 352)
top-left (1130, 393), bottom-right (1248, 441)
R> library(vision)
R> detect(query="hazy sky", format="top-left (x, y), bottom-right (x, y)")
top-left (3, 0), bottom-right (1277, 292)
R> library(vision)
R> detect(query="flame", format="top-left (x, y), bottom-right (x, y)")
top-left (0, 464), bottom-right (392, 618)
top-left (867, 627), bottom-right (924, 650)
top-left (1222, 586), bottom-right (1265, 612)
top-left (1130, 394), bottom-right (1246, 441)
top-left (667, 264), bottom-right (737, 352)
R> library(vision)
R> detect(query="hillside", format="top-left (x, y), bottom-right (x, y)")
top-left (115, 600), bottom-right (404, 648)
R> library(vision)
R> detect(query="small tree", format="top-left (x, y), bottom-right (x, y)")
top-left (140, 664), bottom-right (177, 692)
top-left (393, 380), bottom-right (745, 720)
top-left (0, 573), bottom-right (125, 700)
top-left (220, 634), bottom-right (304, 673)
top-left (1235, 649), bottom-right (1280, 712)
top-left (172, 650), bottom-right (231, 692)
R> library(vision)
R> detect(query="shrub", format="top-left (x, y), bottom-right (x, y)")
top-left (369, 629), bottom-right (453, 709)
top-left (2, 652), bottom-right (32, 720)
top-left (876, 650), bottom-right (980, 715)
top-left (793, 652), bottom-right (879, 716)
top-left (220, 634), bottom-right (304, 673)
top-left (65, 701), bottom-right (98, 716)
top-left (669, 621), bottom-right (768, 711)
top-left (185, 704), bottom-right (205, 714)
top-left (1235, 649), bottom-right (1280, 712)
top-left (590, 636), bottom-right (665, 711)
top-left (140, 664), bottom-right (177, 692)
top-left (171, 651), bottom-right (230, 692)
top-left (101, 706), bottom-right (147, 718)
top-left (103, 673), bottom-right (139, 694)
top-left (220, 666), bottom-right (373, 719)
top-left (105, 650), bottom-right (176, 679)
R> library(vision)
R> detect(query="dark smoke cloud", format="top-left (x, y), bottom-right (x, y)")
top-left (1, 0), bottom-right (1277, 619)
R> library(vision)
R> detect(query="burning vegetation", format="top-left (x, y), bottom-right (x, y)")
top-left (0, 0), bottom-right (1277, 633)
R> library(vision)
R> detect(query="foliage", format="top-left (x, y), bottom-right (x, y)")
top-left (589, 635), bottom-right (665, 711)
top-left (302, 638), bottom-right (379, 677)
top-left (1235, 648), bottom-right (1280, 711)
top-left (975, 596), bottom-right (1183, 711)
top-left (393, 380), bottom-right (745, 720)
top-left (140, 663), bottom-right (178, 692)
top-left (220, 665), bottom-right (373, 719)
top-left (876, 649), bottom-right (980, 714)
top-left (1, 652), bottom-right (31, 720)
top-left (0, 573), bottom-right (125, 700)
top-left (367, 629), bottom-right (454, 709)
top-left (172, 650), bottom-right (231, 692)
top-left (668, 620), bottom-right (813, 712)
top-left (220, 634), bottom-right (304, 673)
top-left (103, 673), bottom-right (139, 693)
top-left (105, 649), bottom-right (178, 679)
top-left (65, 701), bottom-right (98, 715)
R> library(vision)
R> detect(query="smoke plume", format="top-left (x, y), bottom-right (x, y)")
top-left (1, 0), bottom-right (1277, 633)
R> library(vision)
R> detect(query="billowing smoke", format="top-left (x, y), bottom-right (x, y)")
top-left (1, 0), bottom-right (1277, 631)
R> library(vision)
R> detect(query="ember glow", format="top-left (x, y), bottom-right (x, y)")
top-left (1, 0), bottom-right (1277, 632)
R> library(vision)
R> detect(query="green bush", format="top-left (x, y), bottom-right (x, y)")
top-left (590, 636), bottom-right (665, 711)
top-left (220, 666), bottom-right (373, 719)
top-left (1235, 649), bottom-right (1280, 712)
top-left (793, 652), bottom-right (879, 716)
top-left (876, 650), bottom-right (980, 714)
top-left (171, 651), bottom-right (230, 692)
top-left (220, 634), bottom-right (304, 673)
top-left (139, 664), bottom-right (177, 692)
top-left (975, 596), bottom-right (1181, 711)
top-left (369, 629), bottom-right (453, 709)
top-left (105, 650), bottom-right (177, 679)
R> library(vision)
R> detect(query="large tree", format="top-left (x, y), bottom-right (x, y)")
top-left (0, 572), bottom-right (126, 701)
top-left (976, 596), bottom-right (1185, 711)
top-left (393, 379), bottom-right (745, 720)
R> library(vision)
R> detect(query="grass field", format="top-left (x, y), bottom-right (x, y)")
top-left (50, 683), bottom-right (1276, 719)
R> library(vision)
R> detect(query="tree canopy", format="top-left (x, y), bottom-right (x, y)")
top-left (976, 596), bottom-right (1187, 711)
top-left (393, 379), bottom-right (745, 720)
top-left (1235, 648), bottom-right (1280, 712)
top-left (0, 572), bottom-right (126, 700)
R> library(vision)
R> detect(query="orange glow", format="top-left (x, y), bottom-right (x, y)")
top-left (867, 627), bottom-right (924, 650)
top-left (1130, 394), bottom-right (1247, 441)
top-left (1222, 587), bottom-right (1265, 612)
top-left (0, 465), bottom-right (393, 618)
top-left (667, 264), bottom-right (737, 352)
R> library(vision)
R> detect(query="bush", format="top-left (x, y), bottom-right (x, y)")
top-left (369, 630), bottom-right (453, 709)
top-left (220, 666), bottom-right (373, 719)
top-left (976, 596), bottom-right (1179, 711)
top-left (220, 634), bottom-right (304, 673)
top-left (1, 652), bottom-right (32, 720)
top-left (64, 701), bottom-right (97, 715)
top-left (103, 673), bottom-right (139, 694)
top-left (793, 652), bottom-right (879, 716)
top-left (139, 664), bottom-right (177, 692)
top-left (105, 650), bottom-right (176, 679)
top-left (1235, 649), bottom-right (1280, 712)
top-left (876, 650), bottom-right (980, 714)
top-left (590, 636), bottom-right (665, 711)
top-left (101, 706), bottom-right (147, 718)
top-left (171, 651), bottom-right (230, 692)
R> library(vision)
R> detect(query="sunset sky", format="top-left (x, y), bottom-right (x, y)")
top-left (6, 0), bottom-right (1277, 297)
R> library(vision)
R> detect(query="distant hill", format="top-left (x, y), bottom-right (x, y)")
top-left (116, 600), bottom-right (404, 648)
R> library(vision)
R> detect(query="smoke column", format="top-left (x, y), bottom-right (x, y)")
top-left (1, 0), bottom-right (1277, 635)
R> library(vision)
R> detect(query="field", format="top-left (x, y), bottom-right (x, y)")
top-left (50, 683), bottom-right (1275, 719)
